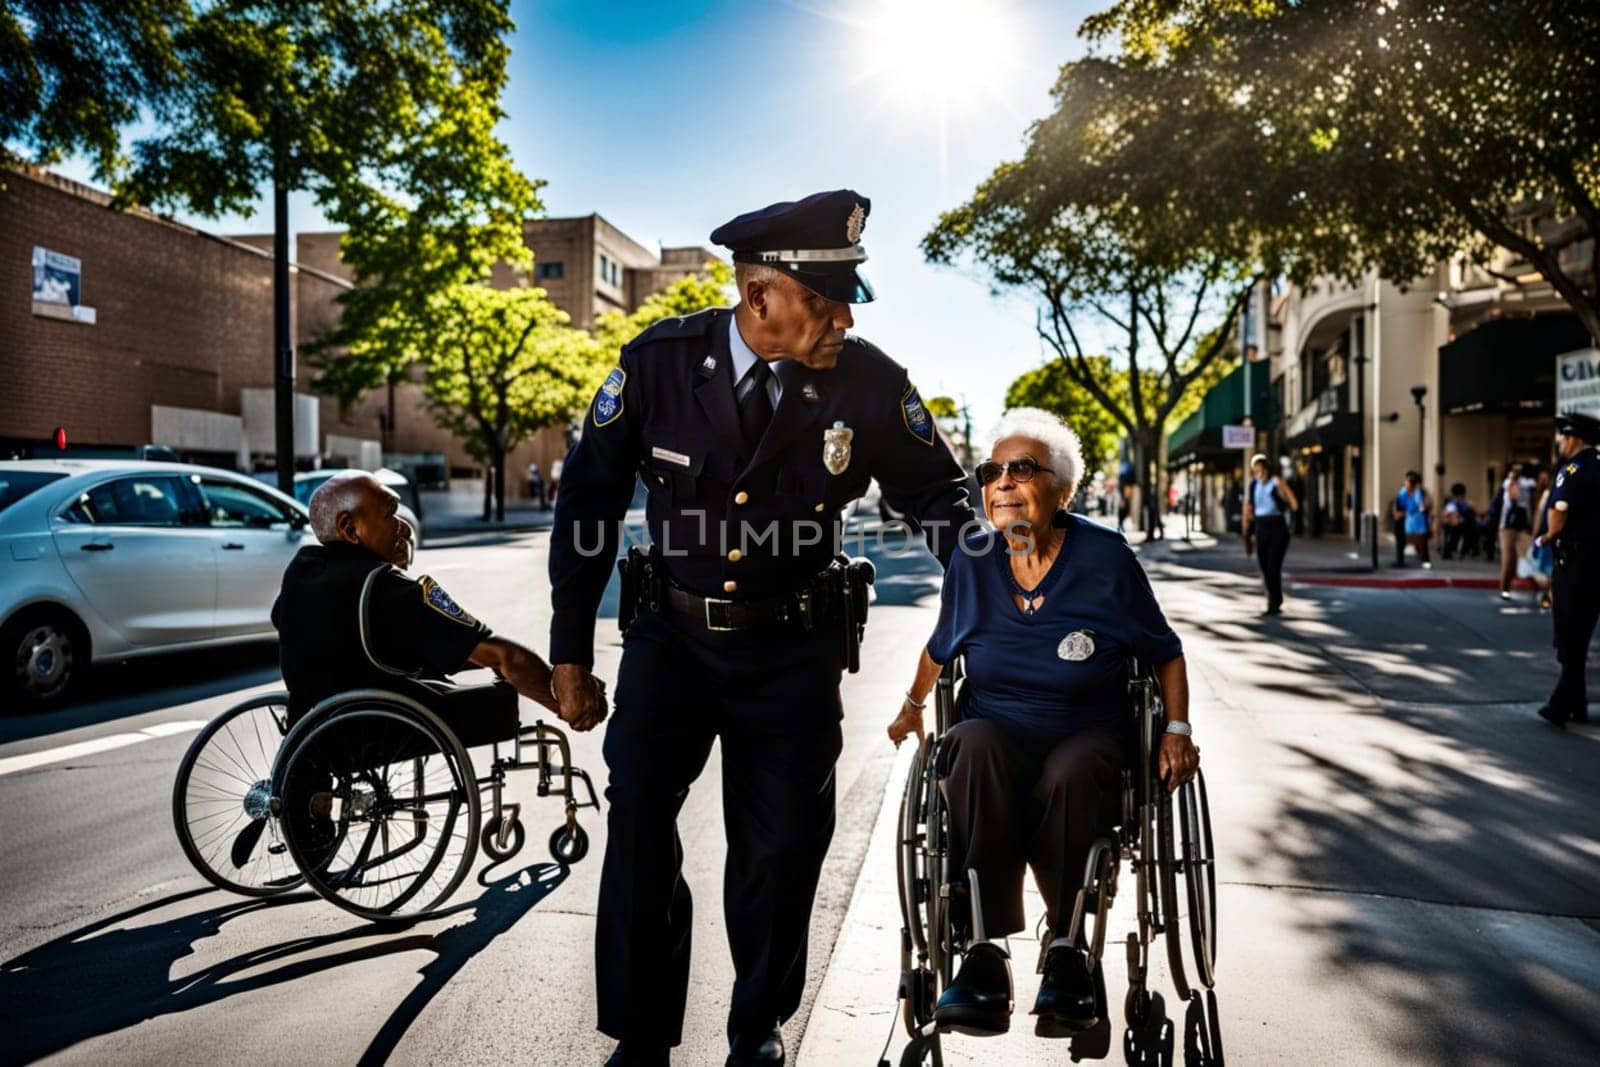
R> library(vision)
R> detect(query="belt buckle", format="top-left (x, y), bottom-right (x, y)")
top-left (703, 597), bottom-right (736, 632)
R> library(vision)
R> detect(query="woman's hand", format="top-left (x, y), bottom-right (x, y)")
top-left (887, 699), bottom-right (925, 748)
top-left (1159, 732), bottom-right (1199, 792)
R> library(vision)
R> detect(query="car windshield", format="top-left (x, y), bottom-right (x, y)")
top-left (0, 471), bottom-right (68, 512)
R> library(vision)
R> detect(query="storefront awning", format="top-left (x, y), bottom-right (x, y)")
top-left (1440, 314), bottom-right (1589, 416)
top-left (1283, 411), bottom-right (1362, 452)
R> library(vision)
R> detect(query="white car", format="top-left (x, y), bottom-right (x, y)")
top-left (284, 468), bottom-right (422, 544)
top-left (0, 460), bottom-right (311, 709)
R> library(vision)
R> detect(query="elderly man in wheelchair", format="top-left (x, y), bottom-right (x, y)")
top-left (171, 471), bottom-right (604, 922)
top-left (886, 410), bottom-right (1213, 1052)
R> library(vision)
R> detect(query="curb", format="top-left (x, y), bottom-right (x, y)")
top-left (1288, 574), bottom-right (1538, 591)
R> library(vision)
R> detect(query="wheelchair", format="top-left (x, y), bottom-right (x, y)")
top-left (892, 659), bottom-right (1217, 1063)
top-left (171, 680), bottom-right (600, 923)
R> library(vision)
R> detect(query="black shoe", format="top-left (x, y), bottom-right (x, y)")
top-left (606, 1042), bottom-right (669, 1067)
top-left (726, 1025), bottom-right (783, 1065)
top-left (933, 942), bottom-right (1013, 1036)
top-left (1573, 709), bottom-right (1591, 724)
top-left (1032, 944), bottom-right (1099, 1035)
top-left (1537, 704), bottom-right (1568, 729)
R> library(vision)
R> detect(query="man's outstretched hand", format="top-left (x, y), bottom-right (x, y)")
top-left (552, 663), bottom-right (608, 732)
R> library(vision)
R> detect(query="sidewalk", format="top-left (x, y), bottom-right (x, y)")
top-left (1135, 528), bottom-right (1538, 591)
top-left (416, 484), bottom-right (556, 539)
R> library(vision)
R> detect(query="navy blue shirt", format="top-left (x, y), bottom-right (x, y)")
top-left (927, 516), bottom-right (1183, 745)
top-left (1551, 447), bottom-right (1600, 541)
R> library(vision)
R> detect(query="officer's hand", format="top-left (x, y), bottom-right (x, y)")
top-left (887, 700), bottom-right (925, 748)
top-left (1159, 733), bottom-right (1199, 792)
top-left (553, 663), bottom-right (606, 732)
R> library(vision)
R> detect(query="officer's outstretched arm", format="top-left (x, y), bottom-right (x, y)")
top-left (875, 376), bottom-right (978, 569)
top-left (549, 353), bottom-right (644, 669)
top-left (469, 636), bottom-right (561, 716)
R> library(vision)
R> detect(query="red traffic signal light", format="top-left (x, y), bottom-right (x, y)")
top-left (53, 427), bottom-right (68, 450)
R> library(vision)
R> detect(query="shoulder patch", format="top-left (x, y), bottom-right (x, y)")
top-left (1566, 462), bottom-right (1579, 475)
top-left (900, 385), bottom-right (935, 446)
top-left (419, 575), bottom-right (478, 628)
top-left (592, 365), bottom-right (626, 427)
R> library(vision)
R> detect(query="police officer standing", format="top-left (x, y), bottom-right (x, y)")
top-left (547, 190), bottom-right (977, 1065)
top-left (1536, 412), bottom-right (1600, 728)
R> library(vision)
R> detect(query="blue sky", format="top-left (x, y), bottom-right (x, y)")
top-left (57, 0), bottom-right (1101, 445)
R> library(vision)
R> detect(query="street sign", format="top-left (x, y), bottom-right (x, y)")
top-left (1556, 347), bottom-right (1600, 420)
top-left (1222, 424), bottom-right (1255, 449)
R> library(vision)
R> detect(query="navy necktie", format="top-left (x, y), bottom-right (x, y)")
top-left (737, 360), bottom-right (774, 449)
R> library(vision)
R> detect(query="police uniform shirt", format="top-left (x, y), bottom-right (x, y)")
top-left (927, 517), bottom-right (1183, 746)
top-left (1551, 447), bottom-right (1600, 541)
top-left (272, 541), bottom-right (490, 719)
top-left (727, 314), bottom-right (782, 408)
top-left (548, 306), bottom-right (976, 668)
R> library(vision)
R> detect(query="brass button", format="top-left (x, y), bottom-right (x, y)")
top-left (814, 502), bottom-right (826, 512)
top-left (734, 491), bottom-right (750, 505)
top-left (727, 548), bottom-right (743, 562)
top-left (723, 580), bottom-right (738, 593)
top-left (655, 475), bottom-right (665, 485)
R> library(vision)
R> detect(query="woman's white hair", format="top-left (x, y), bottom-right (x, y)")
top-left (989, 407), bottom-right (1084, 500)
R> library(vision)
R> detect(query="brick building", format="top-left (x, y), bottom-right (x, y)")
top-left (2, 164), bottom-right (722, 494)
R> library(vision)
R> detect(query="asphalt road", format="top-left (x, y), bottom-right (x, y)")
top-left (0, 522), bottom-right (945, 1066)
top-left (4, 528), bottom-right (1597, 1066)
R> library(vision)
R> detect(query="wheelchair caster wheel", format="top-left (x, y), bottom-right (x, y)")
top-left (549, 823), bottom-right (589, 864)
top-left (481, 816), bottom-right (525, 862)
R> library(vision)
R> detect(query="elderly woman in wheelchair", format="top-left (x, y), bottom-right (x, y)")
top-left (171, 472), bottom-right (604, 922)
top-left (887, 409), bottom-right (1200, 1041)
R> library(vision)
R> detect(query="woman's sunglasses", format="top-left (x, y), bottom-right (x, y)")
top-left (976, 457), bottom-right (1054, 486)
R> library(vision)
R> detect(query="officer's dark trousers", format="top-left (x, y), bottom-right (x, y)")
top-left (937, 718), bottom-right (1124, 939)
top-left (597, 611), bottom-right (843, 1046)
top-left (1255, 515), bottom-right (1290, 611)
top-left (1549, 557), bottom-right (1600, 715)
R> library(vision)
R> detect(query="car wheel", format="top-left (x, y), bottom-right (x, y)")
top-left (3, 608), bottom-right (87, 711)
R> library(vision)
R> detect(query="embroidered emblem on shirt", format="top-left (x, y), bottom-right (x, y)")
top-left (1057, 630), bottom-right (1096, 661)
top-left (420, 575), bottom-right (477, 628)
top-left (1566, 462), bottom-right (1579, 475)
top-left (801, 383), bottom-right (822, 404)
top-left (823, 421), bottom-right (853, 475)
top-left (651, 445), bottom-right (692, 467)
top-left (901, 385), bottom-right (935, 446)
top-left (593, 366), bottom-right (626, 427)
top-left (702, 354), bottom-right (717, 371)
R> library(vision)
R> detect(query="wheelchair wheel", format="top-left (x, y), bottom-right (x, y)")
top-left (1178, 769), bottom-right (1218, 989)
top-left (895, 737), bottom-right (938, 1033)
top-left (481, 814), bottom-right (525, 863)
top-left (278, 699), bottom-right (479, 922)
top-left (172, 692), bottom-right (302, 897)
top-left (549, 822), bottom-right (588, 864)
top-left (1156, 785), bottom-right (1193, 1001)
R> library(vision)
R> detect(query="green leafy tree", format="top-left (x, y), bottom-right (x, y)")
top-left (1, 1), bottom-right (186, 178)
top-left (590, 260), bottom-right (735, 361)
top-left (925, 55), bottom-right (1260, 535)
top-left (392, 282), bottom-right (605, 522)
top-left (1004, 358), bottom-right (1126, 479)
top-left (1082, 0), bottom-right (1600, 340)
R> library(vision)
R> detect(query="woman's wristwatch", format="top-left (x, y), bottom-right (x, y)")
top-left (1164, 721), bottom-right (1193, 737)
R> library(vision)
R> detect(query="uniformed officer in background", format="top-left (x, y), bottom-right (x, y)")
top-left (1536, 412), bottom-right (1600, 728)
top-left (548, 190), bottom-right (977, 1065)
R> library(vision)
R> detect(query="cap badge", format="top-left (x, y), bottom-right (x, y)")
top-left (823, 420), bottom-right (853, 475)
top-left (846, 203), bottom-right (866, 243)
top-left (1058, 630), bottom-right (1096, 661)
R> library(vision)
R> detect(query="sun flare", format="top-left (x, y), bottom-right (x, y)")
top-left (853, 0), bottom-right (1018, 113)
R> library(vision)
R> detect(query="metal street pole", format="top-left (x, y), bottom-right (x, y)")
top-left (274, 178), bottom-right (294, 496)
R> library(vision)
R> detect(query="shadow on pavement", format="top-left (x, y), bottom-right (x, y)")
top-left (1116, 989), bottom-right (1222, 1067)
top-left (0, 640), bottom-right (282, 745)
top-left (0, 861), bottom-right (569, 1064)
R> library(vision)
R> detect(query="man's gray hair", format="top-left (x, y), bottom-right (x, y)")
top-left (734, 261), bottom-right (784, 291)
top-left (308, 470), bottom-right (377, 543)
top-left (990, 407), bottom-right (1084, 500)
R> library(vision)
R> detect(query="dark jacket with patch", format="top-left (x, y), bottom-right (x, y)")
top-left (548, 307), bottom-right (976, 667)
top-left (272, 542), bottom-right (489, 721)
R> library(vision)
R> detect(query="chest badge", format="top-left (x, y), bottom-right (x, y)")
top-left (823, 421), bottom-right (853, 475)
top-left (1057, 630), bottom-right (1095, 662)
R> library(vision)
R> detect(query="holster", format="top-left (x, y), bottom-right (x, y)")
top-left (616, 544), bottom-right (665, 632)
top-left (819, 555), bottom-right (876, 674)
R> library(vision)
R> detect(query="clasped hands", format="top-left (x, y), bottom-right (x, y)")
top-left (552, 663), bottom-right (610, 732)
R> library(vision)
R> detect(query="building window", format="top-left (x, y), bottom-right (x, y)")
top-left (537, 261), bottom-right (564, 280)
top-left (598, 253), bottom-right (611, 286)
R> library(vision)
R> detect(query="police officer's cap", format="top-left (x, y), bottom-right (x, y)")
top-left (711, 189), bottom-right (875, 304)
top-left (1556, 411), bottom-right (1600, 442)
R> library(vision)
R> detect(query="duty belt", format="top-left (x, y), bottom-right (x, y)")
top-left (664, 583), bottom-right (814, 633)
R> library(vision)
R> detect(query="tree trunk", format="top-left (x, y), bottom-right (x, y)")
top-left (493, 445), bottom-right (507, 523)
top-left (481, 461), bottom-right (492, 522)
top-left (1136, 426), bottom-right (1164, 540)
top-left (385, 378), bottom-right (397, 454)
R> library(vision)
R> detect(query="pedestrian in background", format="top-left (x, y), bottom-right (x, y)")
top-left (1390, 478), bottom-right (1409, 566)
top-left (1394, 471), bottom-right (1432, 569)
top-left (1492, 464), bottom-right (1533, 598)
top-left (1531, 470), bottom-right (1555, 609)
top-left (1243, 453), bottom-right (1298, 615)
top-left (526, 461), bottom-right (547, 509)
top-left (1441, 483), bottom-right (1477, 559)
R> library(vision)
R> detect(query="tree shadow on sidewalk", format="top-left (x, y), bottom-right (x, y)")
top-left (0, 860), bottom-right (568, 1064)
